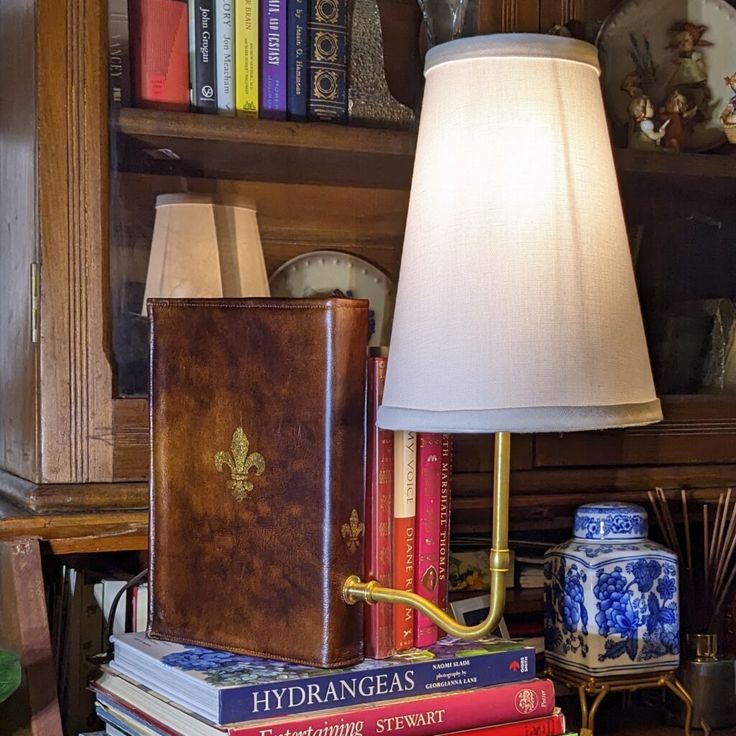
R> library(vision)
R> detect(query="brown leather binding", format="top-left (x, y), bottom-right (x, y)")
top-left (148, 298), bottom-right (368, 667)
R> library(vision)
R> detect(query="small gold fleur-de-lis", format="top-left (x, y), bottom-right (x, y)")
top-left (214, 427), bottom-right (265, 501)
top-left (341, 509), bottom-right (365, 553)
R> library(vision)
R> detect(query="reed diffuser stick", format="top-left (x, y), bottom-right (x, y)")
top-left (708, 492), bottom-right (724, 577)
top-left (657, 487), bottom-right (682, 560)
top-left (704, 502), bottom-right (710, 591)
top-left (649, 490), bottom-right (671, 548)
top-left (714, 494), bottom-right (736, 598)
top-left (682, 489), bottom-right (694, 589)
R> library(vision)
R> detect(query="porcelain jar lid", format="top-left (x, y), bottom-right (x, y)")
top-left (573, 502), bottom-right (648, 541)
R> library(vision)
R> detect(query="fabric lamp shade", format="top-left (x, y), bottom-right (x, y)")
top-left (141, 194), bottom-right (270, 314)
top-left (378, 34), bottom-right (662, 434)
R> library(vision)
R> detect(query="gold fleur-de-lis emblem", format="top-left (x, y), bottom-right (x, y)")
top-left (214, 427), bottom-right (265, 502)
top-left (341, 509), bottom-right (364, 553)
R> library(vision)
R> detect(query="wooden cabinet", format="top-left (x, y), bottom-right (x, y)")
top-left (2, 1), bottom-right (736, 733)
top-left (2, 0), bottom-right (736, 527)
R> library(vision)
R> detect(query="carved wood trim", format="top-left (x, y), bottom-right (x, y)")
top-left (37, 0), bottom-right (113, 482)
top-left (478, 0), bottom-right (540, 34)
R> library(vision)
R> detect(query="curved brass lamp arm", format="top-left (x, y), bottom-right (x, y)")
top-left (343, 431), bottom-right (511, 640)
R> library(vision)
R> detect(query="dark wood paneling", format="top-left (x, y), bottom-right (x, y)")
top-left (478, 0), bottom-right (540, 33)
top-left (535, 397), bottom-right (736, 467)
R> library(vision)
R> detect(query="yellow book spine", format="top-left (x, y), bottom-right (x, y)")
top-left (235, 0), bottom-right (258, 117)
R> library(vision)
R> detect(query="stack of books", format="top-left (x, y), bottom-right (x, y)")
top-left (93, 633), bottom-right (570, 736)
top-left (111, 0), bottom-right (350, 122)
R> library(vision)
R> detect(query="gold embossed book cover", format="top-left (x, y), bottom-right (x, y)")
top-left (148, 298), bottom-right (368, 667)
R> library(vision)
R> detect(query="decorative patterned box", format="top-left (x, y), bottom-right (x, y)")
top-left (544, 502), bottom-right (680, 677)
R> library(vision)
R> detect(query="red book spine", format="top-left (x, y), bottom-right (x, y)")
top-left (129, 0), bottom-right (190, 110)
top-left (437, 434), bottom-right (452, 612)
top-left (443, 711), bottom-right (566, 736)
top-left (364, 355), bottom-right (394, 659)
top-left (414, 433), bottom-right (443, 647)
top-left (393, 430), bottom-right (416, 651)
top-left (228, 680), bottom-right (556, 736)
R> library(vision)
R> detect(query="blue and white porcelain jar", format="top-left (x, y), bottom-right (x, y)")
top-left (544, 502), bottom-right (680, 677)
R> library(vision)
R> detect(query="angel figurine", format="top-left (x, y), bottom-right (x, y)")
top-left (659, 89), bottom-right (698, 152)
top-left (628, 95), bottom-right (668, 150)
top-left (666, 21), bottom-right (714, 119)
top-left (721, 73), bottom-right (736, 143)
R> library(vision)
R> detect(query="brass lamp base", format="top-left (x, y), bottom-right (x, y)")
top-left (544, 664), bottom-right (694, 736)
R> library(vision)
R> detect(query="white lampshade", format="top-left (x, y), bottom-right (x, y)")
top-left (141, 194), bottom-right (270, 314)
top-left (378, 34), bottom-right (662, 434)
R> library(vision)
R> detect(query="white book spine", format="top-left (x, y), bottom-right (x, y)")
top-left (216, 0), bottom-right (235, 114)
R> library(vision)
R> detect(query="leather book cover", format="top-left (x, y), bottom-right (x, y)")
top-left (148, 298), bottom-right (368, 668)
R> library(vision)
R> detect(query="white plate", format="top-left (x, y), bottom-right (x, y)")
top-left (269, 250), bottom-right (395, 347)
top-left (598, 0), bottom-right (736, 151)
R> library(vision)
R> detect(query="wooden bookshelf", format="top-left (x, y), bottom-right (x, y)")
top-left (614, 146), bottom-right (736, 180)
top-left (116, 108), bottom-right (417, 188)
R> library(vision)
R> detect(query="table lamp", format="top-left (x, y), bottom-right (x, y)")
top-left (141, 194), bottom-right (269, 313)
top-left (342, 34), bottom-right (663, 638)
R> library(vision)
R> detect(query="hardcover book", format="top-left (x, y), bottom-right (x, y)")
top-left (129, 0), bottom-right (190, 110)
top-left (95, 666), bottom-right (549, 736)
top-left (96, 686), bottom-right (564, 736)
top-left (393, 430), bottom-right (416, 651)
top-left (286, 0), bottom-right (307, 120)
top-left (438, 434), bottom-right (452, 611)
top-left (190, 0), bottom-right (218, 112)
top-left (307, 0), bottom-right (348, 122)
top-left (111, 629), bottom-right (534, 724)
top-left (235, 0), bottom-right (259, 116)
top-left (414, 433), bottom-right (443, 647)
top-left (148, 298), bottom-right (368, 668)
top-left (364, 351), bottom-right (394, 659)
top-left (108, 0), bottom-right (131, 107)
top-left (216, 0), bottom-right (235, 113)
top-left (260, 0), bottom-right (287, 119)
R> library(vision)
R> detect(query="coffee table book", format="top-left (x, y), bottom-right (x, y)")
top-left (110, 632), bottom-right (535, 725)
top-left (93, 670), bottom-right (558, 736)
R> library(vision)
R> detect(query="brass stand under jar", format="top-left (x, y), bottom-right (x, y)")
top-left (545, 664), bottom-right (694, 736)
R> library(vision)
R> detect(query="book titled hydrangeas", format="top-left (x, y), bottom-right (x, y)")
top-left (111, 632), bottom-right (535, 725)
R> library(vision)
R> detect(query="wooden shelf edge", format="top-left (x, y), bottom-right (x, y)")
top-left (0, 468), bottom-right (148, 512)
top-left (116, 108), bottom-right (417, 158)
top-left (614, 146), bottom-right (736, 179)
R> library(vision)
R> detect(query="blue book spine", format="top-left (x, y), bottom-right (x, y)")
top-left (286, 0), bottom-right (307, 120)
top-left (260, 0), bottom-right (287, 119)
top-left (306, 0), bottom-right (347, 123)
top-left (218, 646), bottom-right (535, 724)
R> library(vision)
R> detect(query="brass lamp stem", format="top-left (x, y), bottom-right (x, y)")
top-left (343, 431), bottom-right (511, 639)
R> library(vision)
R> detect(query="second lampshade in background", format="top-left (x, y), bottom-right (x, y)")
top-left (141, 194), bottom-right (270, 313)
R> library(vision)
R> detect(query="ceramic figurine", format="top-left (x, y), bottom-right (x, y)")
top-left (544, 502), bottom-right (680, 677)
top-left (659, 89), bottom-right (698, 152)
top-left (666, 21), bottom-right (714, 120)
top-left (627, 95), bottom-right (668, 150)
top-left (720, 72), bottom-right (736, 143)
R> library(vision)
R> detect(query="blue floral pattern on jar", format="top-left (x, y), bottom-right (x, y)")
top-left (594, 560), bottom-right (679, 662)
top-left (544, 503), bottom-right (680, 676)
